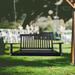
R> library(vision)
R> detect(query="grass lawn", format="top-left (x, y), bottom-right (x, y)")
top-left (0, 43), bottom-right (75, 75)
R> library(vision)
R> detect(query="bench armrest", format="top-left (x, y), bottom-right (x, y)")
top-left (4, 43), bottom-right (13, 55)
top-left (53, 42), bottom-right (63, 55)
top-left (10, 43), bottom-right (20, 55)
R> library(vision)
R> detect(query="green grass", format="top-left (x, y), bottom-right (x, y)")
top-left (0, 43), bottom-right (75, 75)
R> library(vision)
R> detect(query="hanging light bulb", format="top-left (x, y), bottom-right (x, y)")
top-left (55, 0), bottom-right (63, 6)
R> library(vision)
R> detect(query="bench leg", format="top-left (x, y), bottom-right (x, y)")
top-left (10, 43), bottom-right (13, 55)
top-left (59, 44), bottom-right (62, 55)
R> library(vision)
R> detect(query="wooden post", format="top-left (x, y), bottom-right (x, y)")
top-left (71, 9), bottom-right (75, 65)
top-left (66, 0), bottom-right (75, 65)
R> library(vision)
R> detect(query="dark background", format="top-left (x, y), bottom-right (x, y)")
top-left (0, 0), bottom-right (73, 26)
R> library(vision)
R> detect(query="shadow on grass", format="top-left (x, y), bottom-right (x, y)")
top-left (0, 53), bottom-right (71, 67)
top-left (0, 72), bottom-right (34, 75)
top-left (0, 49), bottom-right (10, 55)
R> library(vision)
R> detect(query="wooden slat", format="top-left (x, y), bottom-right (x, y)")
top-left (20, 32), bottom-right (53, 49)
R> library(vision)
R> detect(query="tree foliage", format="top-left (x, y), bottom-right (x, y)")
top-left (0, 0), bottom-right (73, 28)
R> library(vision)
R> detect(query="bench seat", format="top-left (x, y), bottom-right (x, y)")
top-left (11, 49), bottom-right (60, 56)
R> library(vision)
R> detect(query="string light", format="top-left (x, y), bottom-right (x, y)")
top-left (13, 0), bottom-right (17, 23)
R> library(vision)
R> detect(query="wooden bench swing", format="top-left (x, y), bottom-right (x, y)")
top-left (10, 32), bottom-right (63, 56)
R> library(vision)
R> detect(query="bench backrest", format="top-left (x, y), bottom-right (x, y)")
top-left (20, 32), bottom-right (54, 50)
